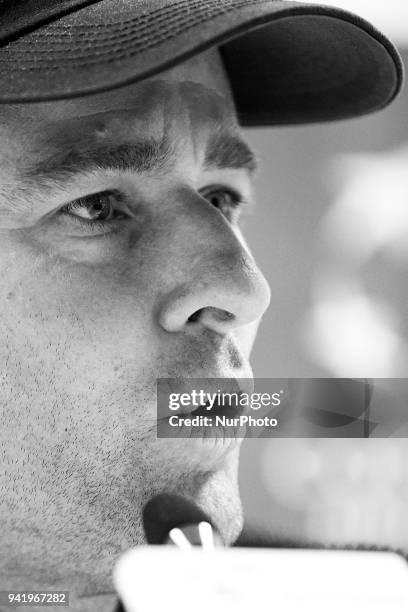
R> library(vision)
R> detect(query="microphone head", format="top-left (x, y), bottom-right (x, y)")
top-left (143, 493), bottom-right (215, 544)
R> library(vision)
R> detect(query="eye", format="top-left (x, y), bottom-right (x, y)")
top-left (60, 190), bottom-right (129, 224)
top-left (201, 186), bottom-right (245, 222)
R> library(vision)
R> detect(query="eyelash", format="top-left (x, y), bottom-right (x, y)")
top-left (59, 190), bottom-right (131, 231)
top-left (59, 186), bottom-right (247, 231)
top-left (200, 186), bottom-right (247, 222)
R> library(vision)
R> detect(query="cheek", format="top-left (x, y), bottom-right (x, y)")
top-left (0, 241), bottom-right (159, 399)
top-left (0, 249), bottom-right (165, 465)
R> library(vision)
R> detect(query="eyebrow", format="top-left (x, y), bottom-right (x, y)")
top-left (21, 132), bottom-right (257, 192)
top-left (204, 132), bottom-right (258, 174)
top-left (22, 138), bottom-right (173, 188)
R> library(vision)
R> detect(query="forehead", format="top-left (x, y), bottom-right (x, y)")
top-left (1, 49), bottom-right (238, 154)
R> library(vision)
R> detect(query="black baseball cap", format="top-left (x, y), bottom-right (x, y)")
top-left (0, 0), bottom-right (404, 126)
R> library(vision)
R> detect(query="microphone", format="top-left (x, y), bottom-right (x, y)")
top-left (115, 494), bottom-right (223, 611)
top-left (114, 493), bottom-right (408, 612)
top-left (142, 493), bottom-right (223, 547)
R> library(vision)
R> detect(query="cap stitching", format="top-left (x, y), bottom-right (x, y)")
top-left (0, 0), bottom-right (270, 67)
top-left (47, 0), bottom-right (269, 30)
top-left (3, 0), bottom-right (259, 46)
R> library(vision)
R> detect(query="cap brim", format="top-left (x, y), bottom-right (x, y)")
top-left (0, 0), bottom-right (403, 126)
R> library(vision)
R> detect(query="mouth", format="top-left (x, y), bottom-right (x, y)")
top-left (157, 377), bottom-right (253, 441)
top-left (189, 398), bottom-right (247, 419)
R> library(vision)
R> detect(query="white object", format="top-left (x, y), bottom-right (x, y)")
top-left (113, 546), bottom-right (408, 612)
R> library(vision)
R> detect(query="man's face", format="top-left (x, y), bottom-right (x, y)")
top-left (0, 50), bottom-right (270, 594)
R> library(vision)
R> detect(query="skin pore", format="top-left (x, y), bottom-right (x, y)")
top-left (0, 49), bottom-right (270, 609)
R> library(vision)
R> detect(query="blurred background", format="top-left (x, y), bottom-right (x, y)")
top-left (239, 0), bottom-right (408, 551)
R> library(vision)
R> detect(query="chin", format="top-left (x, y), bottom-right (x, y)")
top-left (194, 451), bottom-right (243, 544)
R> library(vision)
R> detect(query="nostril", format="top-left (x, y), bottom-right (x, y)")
top-left (188, 307), bottom-right (235, 325)
top-left (188, 309), bottom-right (203, 323)
top-left (212, 308), bottom-right (235, 322)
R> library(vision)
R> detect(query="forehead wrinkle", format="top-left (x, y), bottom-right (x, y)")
top-left (4, 77), bottom-right (240, 203)
top-left (158, 79), bottom-right (237, 170)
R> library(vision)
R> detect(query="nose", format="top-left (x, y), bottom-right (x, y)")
top-left (158, 190), bottom-right (271, 335)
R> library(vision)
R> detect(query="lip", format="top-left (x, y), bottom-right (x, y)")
top-left (160, 375), bottom-right (253, 413)
top-left (188, 376), bottom-right (254, 417)
top-left (157, 375), bottom-right (254, 441)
